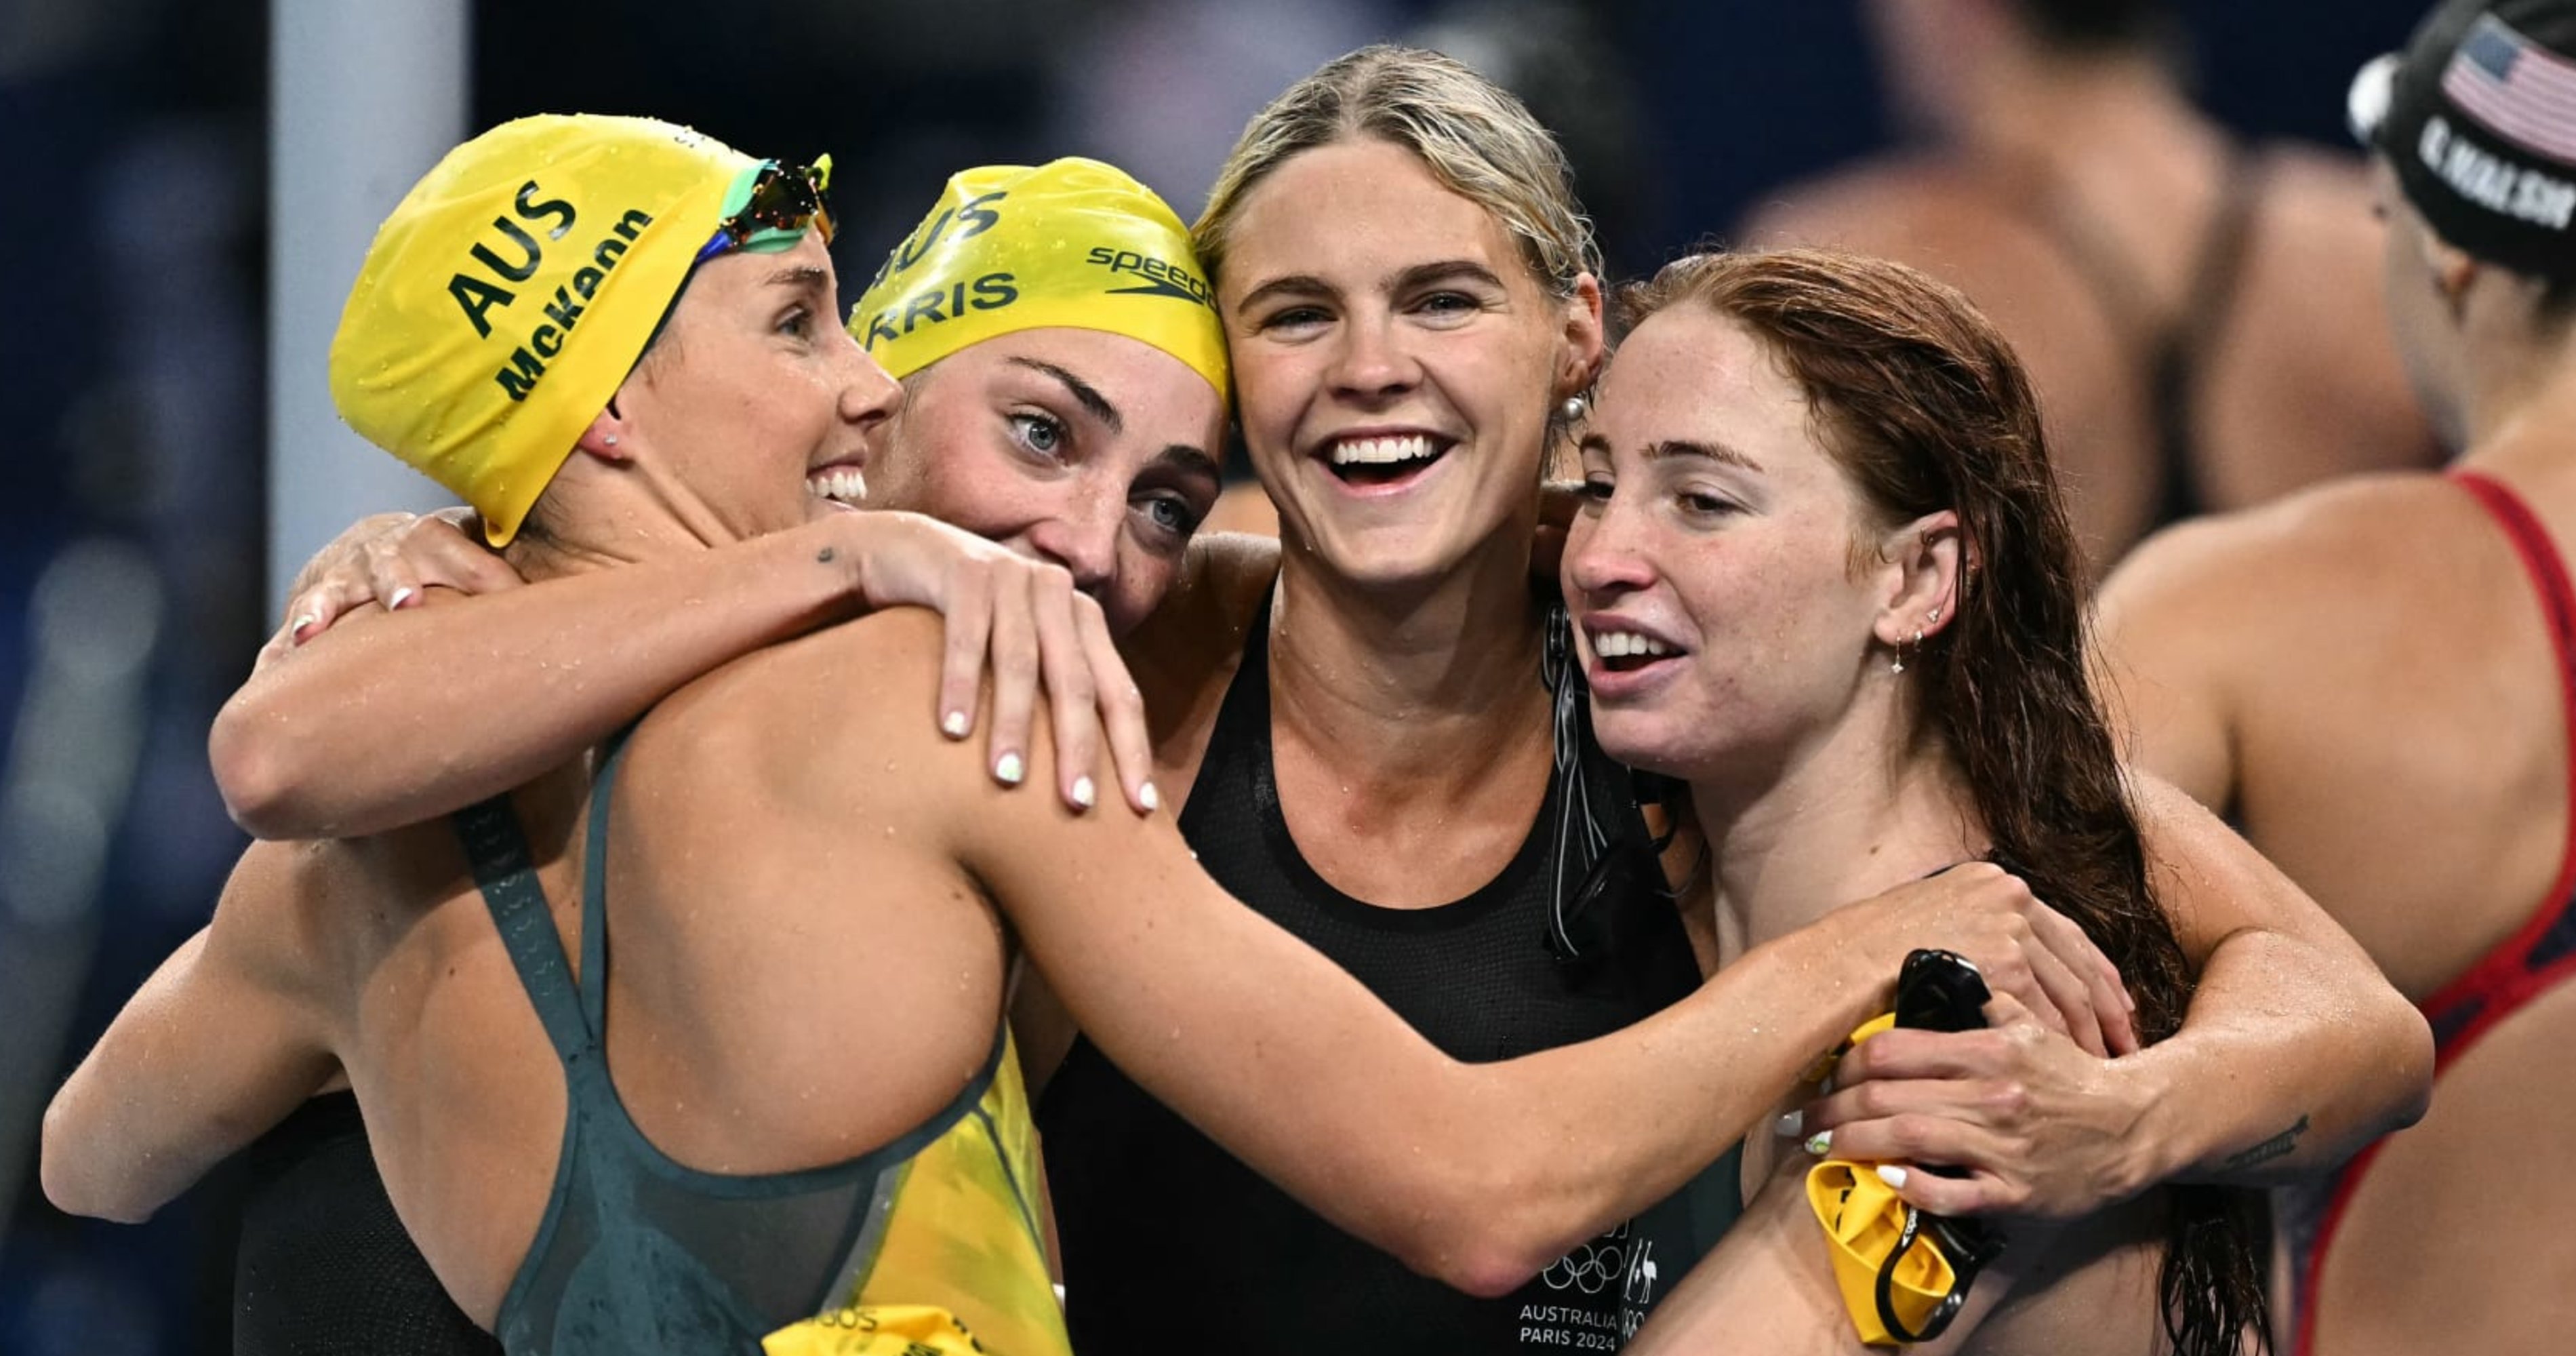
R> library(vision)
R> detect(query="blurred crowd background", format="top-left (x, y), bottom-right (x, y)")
top-left (0, 0), bottom-right (2428, 1350)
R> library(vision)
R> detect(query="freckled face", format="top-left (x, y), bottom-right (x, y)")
top-left (1562, 306), bottom-right (1889, 780)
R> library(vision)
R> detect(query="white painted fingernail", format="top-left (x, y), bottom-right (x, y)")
top-left (388, 587), bottom-right (416, 610)
top-left (1774, 1111), bottom-right (1804, 1138)
top-left (942, 711), bottom-right (969, 739)
top-left (1070, 776), bottom-right (1096, 810)
top-left (1876, 1165), bottom-right (1909, 1191)
top-left (994, 753), bottom-right (1024, 786)
top-left (1804, 1130), bottom-right (1834, 1157)
top-left (1139, 780), bottom-right (1161, 812)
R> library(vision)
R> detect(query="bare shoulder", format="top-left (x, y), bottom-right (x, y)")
top-left (1738, 157), bottom-right (1982, 252)
top-left (2105, 473), bottom-right (2474, 621)
top-left (203, 837), bottom-right (375, 1006)
top-left (634, 606), bottom-right (959, 798)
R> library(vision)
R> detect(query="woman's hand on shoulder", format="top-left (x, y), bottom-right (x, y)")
top-left (265, 507), bottom-right (521, 664)
top-left (834, 510), bottom-right (1159, 816)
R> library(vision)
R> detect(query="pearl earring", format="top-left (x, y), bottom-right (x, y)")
top-left (1559, 395), bottom-right (1588, 423)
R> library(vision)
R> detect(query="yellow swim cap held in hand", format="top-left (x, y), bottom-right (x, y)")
top-left (852, 159), bottom-right (1228, 399)
top-left (329, 114), bottom-right (822, 546)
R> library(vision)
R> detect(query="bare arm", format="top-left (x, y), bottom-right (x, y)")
top-left (798, 610), bottom-right (2126, 1296)
top-left (215, 509), bottom-right (1159, 838)
top-left (2122, 773), bottom-right (2432, 1185)
top-left (41, 844), bottom-right (338, 1222)
top-left (1807, 776), bottom-right (2432, 1219)
top-left (2090, 519), bottom-right (2246, 808)
top-left (215, 518), bottom-right (874, 838)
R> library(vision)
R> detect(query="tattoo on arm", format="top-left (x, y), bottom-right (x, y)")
top-left (2219, 1114), bottom-right (2311, 1172)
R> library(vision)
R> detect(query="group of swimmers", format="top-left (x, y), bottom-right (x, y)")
top-left (33, 0), bottom-right (2576, 1351)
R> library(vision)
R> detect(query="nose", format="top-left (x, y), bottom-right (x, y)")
top-left (1561, 490), bottom-right (1657, 601)
top-left (1325, 309), bottom-right (1420, 403)
top-left (840, 341), bottom-right (905, 433)
top-left (1022, 482), bottom-right (1123, 602)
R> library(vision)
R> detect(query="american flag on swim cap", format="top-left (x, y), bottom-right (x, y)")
top-left (2442, 14), bottom-right (2576, 164)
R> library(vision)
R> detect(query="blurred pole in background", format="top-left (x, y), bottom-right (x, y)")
top-left (0, 545), bottom-right (163, 1269)
top-left (268, 0), bottom-right (467, 610)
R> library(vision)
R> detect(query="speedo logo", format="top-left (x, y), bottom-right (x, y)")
top-left (1089, 247), bottom-right (1213, 306)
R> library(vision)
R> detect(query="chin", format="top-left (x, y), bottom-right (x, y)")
top-left (1588, 706), bottom-right (1685, 776)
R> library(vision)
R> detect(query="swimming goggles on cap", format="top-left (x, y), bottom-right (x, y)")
top-left (696, 155), bottom-right (834, 263)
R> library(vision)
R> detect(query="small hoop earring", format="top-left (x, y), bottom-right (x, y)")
top-left (1891, 629), bottom-right (1924, 675)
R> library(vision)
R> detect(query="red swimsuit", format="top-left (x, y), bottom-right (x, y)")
top-left (2282, 470), bottom-right (2576, 1355)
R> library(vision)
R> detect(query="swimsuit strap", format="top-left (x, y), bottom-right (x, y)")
top-left (577, 723), bottom-right (644, 1037)
top-left (454, 795), bottom-right (595, 1064)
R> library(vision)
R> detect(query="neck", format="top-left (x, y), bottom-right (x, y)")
top-left (1690, 690), bottom-right (1983, 957)
top-left (2461, 324), bottom-right (2576, 470)
top-left (502, 476), bottom-right (747, 584)
top-left (1266, 521), bottom-right (1553, 791)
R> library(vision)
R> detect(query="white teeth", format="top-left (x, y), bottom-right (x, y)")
top-left (1592, 631), bottom-right (1673, 660)
top-left (807, 466), bottom-right (867, 505)
top-left (1329, 435), bottom-right (1438, 466)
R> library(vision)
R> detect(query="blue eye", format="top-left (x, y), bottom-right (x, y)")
top-left (1010, 412), bottom-right (1065, 457)
top-left (1140, 494), bottom-right (1203, 538)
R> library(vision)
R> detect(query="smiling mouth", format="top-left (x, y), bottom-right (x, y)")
top-left (807, 465), bottom-right (866, 506)
top-left (1327, 433), bottom-right (1450, 487)
top-left (1591, 631), bottom-right (1680, 674)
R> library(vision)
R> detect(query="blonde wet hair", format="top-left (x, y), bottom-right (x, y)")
top-left (1193, 44), bottom-right (1601, 298)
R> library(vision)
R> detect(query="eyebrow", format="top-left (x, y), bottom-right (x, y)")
top-left (1389, 258), bottom-right (1508, 294)
top-left (1577, 433), bottom-right (1766, 473)
top-left (1006, 357), bottom-right (1122, 435)
top-left (1153, 444), bottom-right (1223, 485)
top-left (767, 265), bottom-right (832, 294)
top-left (1643, 438), bottom-right (1764, 473)
top-left (1233, 273), bottom-right (1333, 313)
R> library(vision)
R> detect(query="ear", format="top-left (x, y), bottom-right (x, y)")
top-left (1559, 272), bottom-right (1608, 397)
top-left (2422, 229), bottom-right (2479, 321)
top-left (1872, 509), bottom-right (1963, 650)
top-left (573, 403), bottom-right (636, 466)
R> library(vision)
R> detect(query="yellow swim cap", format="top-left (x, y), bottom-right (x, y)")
top-left (328, 114), bottom-right (781, 546)
top-left (851, 159), bottom-right (1228, 399)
